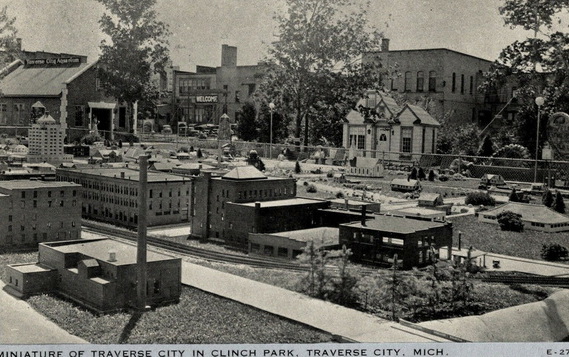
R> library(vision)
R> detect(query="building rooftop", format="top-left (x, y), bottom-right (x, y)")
top-left (329, 198), bottom-right (379, 207)
top-left (8, 263), bottom-right (54, 274)
top-left (418, 193), bottom-right (443, 201)
top-left (270, 227), bottom-right (339, 246)
top-left (391, 178), bottom-right (420, 186)
top-left (43, 238), bottom-right (178, 266)
top-left (483, 202), bottom-right (569, 224)
top-left (342, 214), bottom-right (446, 234)
top-left (389, 207), bottom-right (446, 217)
top-left (0, 61), bottom-right (92, 96)
top-left (57, 167), bottom-right (187, 182)
top-left (0, 180), bottom-right (80, 190)
top-left (235, 198), bottom-right (327, 208)
top-left (222, 166), bottom-right (267, 180)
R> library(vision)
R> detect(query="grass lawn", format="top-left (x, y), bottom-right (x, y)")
top-left (448, 215), bottom-right (569, 261)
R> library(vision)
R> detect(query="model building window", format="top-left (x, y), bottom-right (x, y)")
top-left (74, 106), bottom-right (84, 126)
top-left (428, 71), bottom-right (437, 92)
top-left (0, 104), bottom-right (6, 124)
top-left (469, 76), bottom-right (474, 95)
top-left (401, 128), bottom-right (412, 153)
top-left (452, 73), bottom-right (456, 93)
top-left (461, 74), bottom-right (465, 94)
top-left (14, 103), bottom-right (25, 124)
top-left (404, 71), bottom-right (412, 92)
top-left (357, 135), bottom-right (365, 150)
top-left (416, 71), bottom-right (424, 92)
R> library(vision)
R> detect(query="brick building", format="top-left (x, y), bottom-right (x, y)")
top-left (363, 39), bottom-right (501, 126)
top-left (171, 45), bottom-right (265, 128)
top-left (0, 51), bottom-right (128, 142)
top-left (339, 214), bottom-right (452, 269)
top-left (190, 165), bottom-right (330, 249)
top-left (0, 180), bottom-right (82, 248)
top-left (5, 238), bottom-right (181, 313)
top-left (56, 167), bottom-right (191, 228)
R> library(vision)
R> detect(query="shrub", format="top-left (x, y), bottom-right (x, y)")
top-left (335, 191), bottom-right (345, 199)
top-left (409, 167), bottom-right (418, 180)
top-left (303, 181), bottom-right (309, 186)
top-left (554, 191), bottom-right (566, 213)
top-left (428, 170), bottom-right (435, 181)
top-left (541, 243), bottom-right (569, 261)
top-left (465, 191), bottom-right (496, 206)
top-left (326, 171), bottom-right (334, 178)
top-left (497, 211), bottom-right (524, 232)
top-left (418, 168), bottom-right (426, 180)
top-left (306, 184), bottom-right (317, 193)
top-left (542, 190), bottom-right (554, 207)
top-left (197, 148), bottom-right (203, 158)
top-left (294, 161), bottom-right (301, 174)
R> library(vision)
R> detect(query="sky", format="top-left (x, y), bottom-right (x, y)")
top-left (2, 0), bottom-right (539, 71)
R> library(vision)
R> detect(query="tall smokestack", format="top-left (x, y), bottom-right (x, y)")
top-left (137, 155), bottom-right (148, 311)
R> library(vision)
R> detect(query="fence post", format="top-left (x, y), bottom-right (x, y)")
top-left (457, 155), bottom-right (462, 174)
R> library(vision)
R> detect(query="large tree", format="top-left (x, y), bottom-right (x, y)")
top-left (483, 0), bottom-right (569, 155)
top-left (0, 6), bottom-right (20, 69)
top-left (258, 0), bottom-right (385, 146)
top-left (97, 0), bottom-right (170, 111)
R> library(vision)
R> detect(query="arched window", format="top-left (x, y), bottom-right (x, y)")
top-left (429, 71), bottom-right (437, 92)
top-left (404, 71), bottom-right (412, 92)
top-left (379, 134), bottom-right (387, 141)
top-left (416, 71), bottom-right (424, 92)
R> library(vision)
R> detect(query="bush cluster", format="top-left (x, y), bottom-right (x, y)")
top-left (541, 243), bottom-right (569, 261)
top-left (497, 211), bottom-right (524, 232)
top-left (465, 191), bottom-right (496, 206)
top-left (306, 184), bottom-right (317, 193)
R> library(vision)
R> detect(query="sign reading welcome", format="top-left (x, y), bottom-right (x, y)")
top-left (25, 57), bottom-right (82, 67)
top-left (195, 95), bottom-right (218, 103)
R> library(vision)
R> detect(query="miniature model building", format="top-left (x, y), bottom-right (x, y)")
top-left (478, 202), bottom-right (569, 233)
top-left (5, 238), bottom-right (182, 313)
top-left (27, 113), bottom-right (73, 165)
top-left (339, 214), bottom-right (452, 269)
top-left (249, 227), bottom-right (340, 259)
top-left (0, 180), bottom-right (82, 248)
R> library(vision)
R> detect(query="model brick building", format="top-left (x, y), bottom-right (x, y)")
top-left (56, 167), bottom-right (190, 228)
top-left (0, 180), bottom-right (82, 248)
top-left (5, 238), bottom-right (181, 313)
top-left (339, 214), bottom-right (452, 269)
top-left (190, 165), bottom-right (330, 249)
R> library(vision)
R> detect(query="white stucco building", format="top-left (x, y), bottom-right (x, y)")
top-left (343, 91), bottom-right (440, 161)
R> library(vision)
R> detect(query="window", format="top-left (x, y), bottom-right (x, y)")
top-left (0, 103), bottom-right (6, 124)
top-left (14, 103), bottom-right (25, 124)
top-left (74, 106), bottom-right (84, 126)
top-left (416, 71), bottom-right (424, 92)
top-left (21, 191), bottom-right (25, 199)
top-left (452, 73), bottom-right (456, 92)
top-left (428, 71), bottom-right (437, 92)
top-left (235, 90), bottom-right (240, 103)
top-left (404, 71), bottom-right (412, 91)
top-left (401, 128), bottom-right (412, 153)
top-left (357, 135), bottom-right (365, 150)
top-left (460, 74), bottom-right (465, 94)
top-left (277, 247), bottom-right (288, 258)
top-left (379, 134), bottom-right (387, 141)
top-left (469, 76), bottom-right (474, 95)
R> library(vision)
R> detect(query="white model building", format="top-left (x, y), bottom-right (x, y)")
top-left (27, 112), bottom-right (73, 165)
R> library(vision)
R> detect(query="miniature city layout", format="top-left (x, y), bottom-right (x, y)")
top-left (2, 0), bottom-right (569, 346)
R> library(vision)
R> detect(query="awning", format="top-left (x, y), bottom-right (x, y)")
top-left (88, 102), bottom-right (116, 109)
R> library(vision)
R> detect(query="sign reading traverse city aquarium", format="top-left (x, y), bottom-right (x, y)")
top-left (547, 111), bottom-right (569, 160)
top-left (195, 95), bottom-right (218, 103)
top-left (25, 57), bottom-right (82, 67)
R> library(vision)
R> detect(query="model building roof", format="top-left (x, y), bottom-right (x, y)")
top-left (483, 202), bottom-right (569, 224)
top-left (342, 214), bottom-right (446, 234)
top-left (222, 166), bottom-right (267, 180)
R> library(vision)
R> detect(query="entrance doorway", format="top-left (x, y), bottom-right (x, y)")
top-left (92, 108), bottom-right (112, 139)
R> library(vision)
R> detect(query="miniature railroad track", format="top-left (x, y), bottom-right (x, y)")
top-left (82, 220), bottom-right (313, 272)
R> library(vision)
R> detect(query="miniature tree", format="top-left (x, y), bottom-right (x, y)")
top-left (542, 189), bottom-right (554, 208)
top-left (294, 160), bottom-right (301, 174)
top-left (197, 148), bottom-right (203, 158)
top-left (428, 170), bottom-right (435, 181)
top-left (417, 167), bottom-right (426, 180)
top-left (497, 211), bottom-right (524, 232)
top-left (328, 246), bottom-right (359, 307)
top-left (554, 191), bottom-right (566, 214)
top-left (541, 243), bottom-right (569, 261)
top-left (118, 139), bottom-right (123, 148)
top-left (410, 167), bottom-right (418, 180)
top-left (508, 188), bottom-right (519, 202)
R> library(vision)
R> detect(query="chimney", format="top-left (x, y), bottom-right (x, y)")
top-left (108, 250), bottom-right (116, 262)
top-left (361, 205), bottom-right (367, 226)
top-left (381, 38), bottom-right (390, 52)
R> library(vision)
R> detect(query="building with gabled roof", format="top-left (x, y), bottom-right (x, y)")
top-left (343, 91), bottom-right (440, 161)
top-left (248, 227), bottom-right (340, 259)
top-left (478, 202), bottom-right (569, 232)
top-left (348, 156), bottom-right (385, 177)
top-left (0, 52), bottom-right (129, 142)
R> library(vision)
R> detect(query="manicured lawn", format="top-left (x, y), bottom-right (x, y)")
top-left (448, 215), bottom-right (569, 261)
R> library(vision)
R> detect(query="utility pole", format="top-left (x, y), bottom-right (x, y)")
top-left (137, 155), bottom-right (148, 311)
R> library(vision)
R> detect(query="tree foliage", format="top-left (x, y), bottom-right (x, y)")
top-left (541, 243), bottom-right (569, 261)
top-left (554, 191), bottom-right (566, 213)
top-left (497, 210), bottom-right (524, 232)
top-left (235, 102), bottom-right (259, 142)
top-left (484, 0), bottom-right (569, 153)
top-left (97, 0), bottom-right (170, 105)
top-left (0, 6), bottom-right (20, 68)
top-left (258, 0), bottom-right (385, 146)
top-left (542, 189), bottom-right (554, 207)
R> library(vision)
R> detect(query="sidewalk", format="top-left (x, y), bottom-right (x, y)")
top-left (0, 282), bottom-right (88, 344)
top-left (180, 261), bottom-right (449, 342)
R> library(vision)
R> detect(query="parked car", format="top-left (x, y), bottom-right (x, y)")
top-left (162, 125), bottom-right (173, 135)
